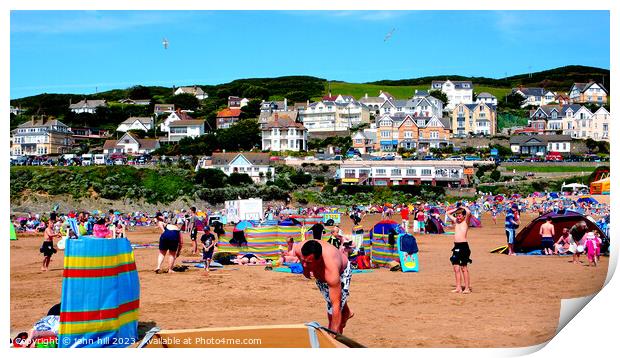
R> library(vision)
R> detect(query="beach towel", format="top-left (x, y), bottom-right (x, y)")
top-left (58, 237), bottom-right (140, 347)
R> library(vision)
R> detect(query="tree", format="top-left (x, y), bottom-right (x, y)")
top-left (490, 170), bottom-right (501, 181)
top-left (289, 170), bottom-right (313, 186)
top-left (168, 93), bottom-right (200, 111)
top-left (228, 172), bottom-right (254, 186)
top-left (128, 85), bottom-right (151, 99)
top-left (429, 90), bottom-right (449, 107)
top-left (218, 119), bottom-right (260, 151)
top-left (194, 168), bottom-right (227, 188)
top-left (502, 92), bottom-right (526, 109)
top-left (239, 99), bottom-right (262, 119)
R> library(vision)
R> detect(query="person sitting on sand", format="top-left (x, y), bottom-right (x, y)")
top-left (277, 245), bottom-right (300, 266)
top-left (156, 223), bottom-right (183, 274)
top-left (14, 303), bottom-right (61, 348)
top-left (554, 228), bottom-right (571, 255)
top-left (93, 218), bottom-right (111, 238)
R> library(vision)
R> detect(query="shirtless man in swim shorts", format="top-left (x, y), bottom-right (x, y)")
top-left (446, 205), bottom-right (472, 294)
top-left (539, 218), bottom-right (555, 255)
top-left (293, 239), bottom-right (354, 334)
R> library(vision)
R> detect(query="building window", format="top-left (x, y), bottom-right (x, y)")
top-left (406, 169), bottom-right (417, 176)
top-left (391, 169), bottom-right (401, 176)
top-left (376, 169), bottom-right (386, 175)
top-left (421, 169), bottom-right (432, 176)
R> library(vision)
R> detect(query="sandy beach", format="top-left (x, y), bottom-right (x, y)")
top-left (10, 210), bottom-right (608, 348)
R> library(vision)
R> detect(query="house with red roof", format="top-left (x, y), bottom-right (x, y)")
top-left (261, 114), bottom-right (307, 152)
top-left (160, 110), bottom-right (195, 132)
top-left (216, 108), bottom-right (242, 129)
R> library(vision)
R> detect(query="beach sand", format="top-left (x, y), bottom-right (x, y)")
top-left (10, 211), bottom-right (608, 348)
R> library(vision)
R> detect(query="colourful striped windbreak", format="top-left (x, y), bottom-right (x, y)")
top-left (59, 237), bottom-right (140, 348)
top-left (217, 226), bottom-right (314, 260)
top-left (369, 221), bottom-right (404, 265)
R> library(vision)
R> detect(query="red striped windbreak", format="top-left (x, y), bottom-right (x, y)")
top-left (63, 262), bottom-right (137, 278)
top-left (60, 299), bottom-right (140, 323)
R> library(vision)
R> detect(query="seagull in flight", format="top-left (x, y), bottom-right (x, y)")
top-left (384, 28), bottom-right (396, 42)
top-left (162, 38), bottom-right (169, 49)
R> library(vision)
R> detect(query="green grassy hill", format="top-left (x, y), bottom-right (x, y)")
top-left (322, 82), bottom-right (512, 101)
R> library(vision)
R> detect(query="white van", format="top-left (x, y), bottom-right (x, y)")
top-left (81, 154), bottom-right (93, 166)
top-left (94, 154), bottom-right (106, 165)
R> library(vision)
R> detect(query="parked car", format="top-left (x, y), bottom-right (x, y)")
top-left (114, 158), bottom-right (125, 165)
top-left (545, 151), bottom-right (563, 161)
top-left (423, 155), bottom-right (436, 160)
top-left (526, 172), bottom-right (535, 177)
top-left (13, 156), bottom-right (28, 165)
top-left (464, 156), bottom-right (481, 161)
top-left (446, 156), bottom-right (463, 161)
top-left (382, 154), bottom-right (395, 161)
top-left (349, 155), bottom-right (363, 161)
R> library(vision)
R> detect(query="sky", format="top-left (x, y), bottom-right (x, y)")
top-left (10, 10), bottom-right (610, 99)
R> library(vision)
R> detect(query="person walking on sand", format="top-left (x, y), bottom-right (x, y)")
top-left (156, 223), bottom-right (183, 274)
top-left (41, 220), bottom-right (60, 271)
top-left (200, 226), bottom-right (216, 275)
top-left (293, 239), bottom-right (354, 334)
top-left (446, 204), bottom-right (473, 294)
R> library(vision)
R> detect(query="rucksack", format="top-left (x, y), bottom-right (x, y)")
top-left (194, 217), bottom-right (205, 231)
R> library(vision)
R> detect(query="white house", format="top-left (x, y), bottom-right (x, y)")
top-left (512, 88), bottom-right (556, 108)
top-left (430, 80), bottom-right (473, 110)
top-left (591, 107), bottom-right (610, 141)
top-left (69, 99), bottom-right (107, 114)
top-left (116, 117), bottom-right (154, 132)
top-left (298, 100), bottom-right (370, 132)
top-left (509, 135), bottom-right (571, 155)
top-left (569, 81), bottom-right (608, 104)
top-left (168, 120), bottom-right (205, 142)
top-left (565, 106), bottom-right (594, 139)
top-left (261, 116), bottom-right (308, 152)
top-left (203, 152), bottom-right (275, 184)
top-left (160, 110), bottom-right (195, 133)
top-left (174, 86), bottom-right (208, 100)
top-left (359, 94), bottom-right (386, 116)
top-left (102, 132), bottom-right (160, 155)
top-left (475, 92), bottom-right (498, 106)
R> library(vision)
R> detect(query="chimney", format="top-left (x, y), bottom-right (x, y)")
top-left (328, 91), bottom-right (332, 98)
top-left (307, 100), bottom-right (310, 106)
top-left (365, 93), bottom-right (368, 98)
top-left (275, 113), bottom-right (279, 121)
top-left (31, 115), bottom-right (36, 125)
top-left (284, 98), bottom-right (288, 111)
top-left (41, 115), bottom-right (47, 125)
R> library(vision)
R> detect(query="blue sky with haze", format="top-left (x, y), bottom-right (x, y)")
top-left (10, 10), bottom-right (610, 99)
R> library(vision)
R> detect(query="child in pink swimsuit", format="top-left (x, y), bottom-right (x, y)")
top-left (584, 232), bottom-right (598, 266)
